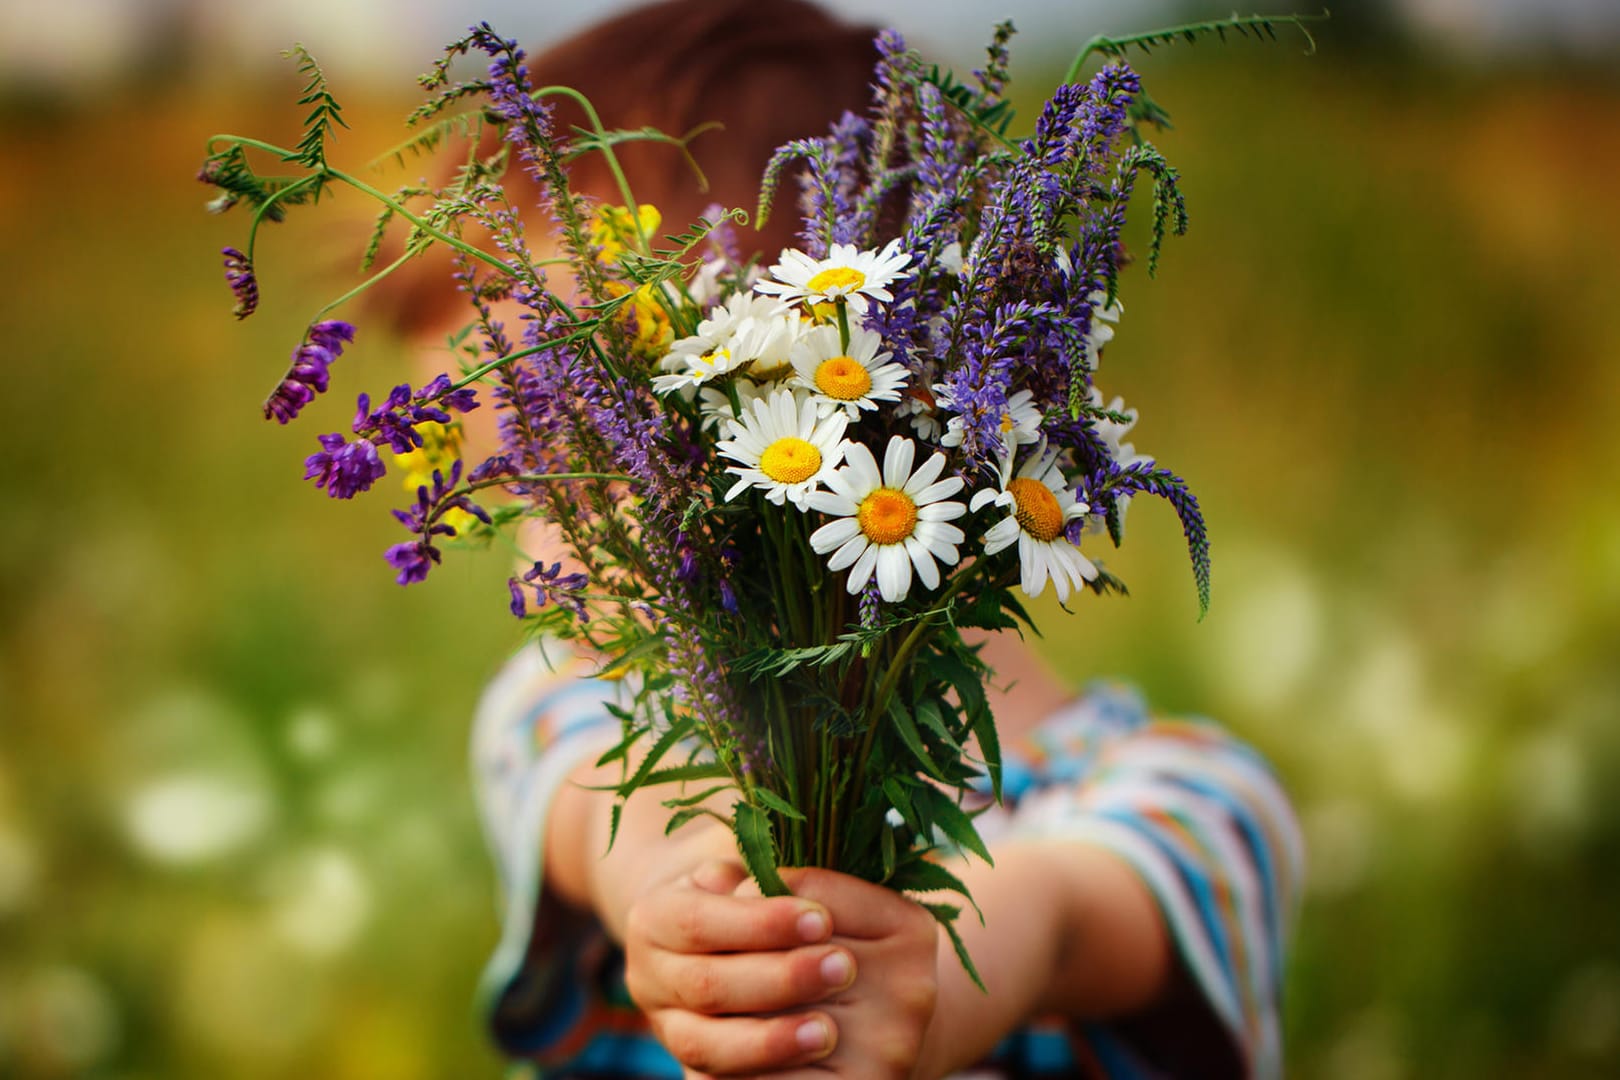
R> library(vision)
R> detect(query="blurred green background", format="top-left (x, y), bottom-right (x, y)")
top-left (2, 1), bottom-right (1618, 1076)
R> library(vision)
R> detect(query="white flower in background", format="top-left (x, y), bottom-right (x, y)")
top-left (789, 324), bottom-right (910, 419)
top-left (650, 294), bottom-right (795, 396)
top-left (755, 239), bottom-right (912, 314)
top-left (697, 291), bottom-right (788, 344)
top-left (1083, 289), bottom-right (1123, 370)
top-left (697, 377), bottom-right (772, 432)
top-left (686, 257), bottom-right (742, 309)
top-left (938, 387), bottom-right (1043, 451)
top-left (650, 341), bottom-right (741, 396)
top-left (896, 388), bottom-right (944, 442)
top-left (971, 442), bottom-right (1097, 603)
top-left (937, 241), bottom-right (964, 275)
top-left (1084, 386), bottom-right (1154, 534)
top-left (807, 436), bottom-right (966, 602)
top-left (717, 389), bottom-right (848, 508)
top-left (731, 307), bottom-right (804, 380)
top-left (1087, 387), bottom-right (1152, 470)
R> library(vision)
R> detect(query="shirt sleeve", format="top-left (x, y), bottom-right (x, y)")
top-left (469, 637), bottom-right (635, 1060)
top-left (1004, 682), bottom-right (1306, 1080)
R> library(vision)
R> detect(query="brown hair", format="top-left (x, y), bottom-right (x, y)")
top-left (383, 0), bottom-right (879, 333)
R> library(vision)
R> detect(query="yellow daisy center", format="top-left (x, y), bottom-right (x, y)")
top-left (814, 356), bottom-right (873, 401)
top-left (856, 487), bottom-right (918, 546)
top-left (806, 266), bottom-right (866, 295)
top-left (999, 411), bottom-right (1016, 433)
top-left (1007, 477), bottom-right (1065, 542)
top-left (694, 347), bottom-right (730, 378)
top-left (759, 437), bottom-right (822, 484)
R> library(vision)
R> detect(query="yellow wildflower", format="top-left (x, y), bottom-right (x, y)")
top-left (590, 203), bottom-right (661, 265)
top-left (394, 421), bottom-right (479, 536)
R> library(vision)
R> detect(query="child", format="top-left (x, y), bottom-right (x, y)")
top-left (388, 2), bottom-right (1305, 1075)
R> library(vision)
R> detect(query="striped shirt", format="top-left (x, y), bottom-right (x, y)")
top-left (471, 641), bottom-right (1304, 1078)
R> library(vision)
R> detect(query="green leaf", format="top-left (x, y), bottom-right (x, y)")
top-left (733, 802), bottom-right (789, 897)
top-left (916, 786), bottom-right (993, 866)
top-left (880, 824), bottom-right (898, 883)
top-left (883, 777), bottom-right (923, 833)
top-left (664, 806), bottom-right (728, 836)
top-left (887, 698), bottom-right (946, 781)
top-left (660, 784), bottom-right (731, 809)
top-left (616, 717), bottom-right (695, 797)
top-left (605, 800), bottom-right (623, 854)
top-left (642, 762), bottom-right (731, 787)
top-left (972, 710), bottom-right (1002, 804)
top-left (914, 699), bottom-right (962, 753)
top-left (752, 787), bottom-right (807, 822)
top-left (889, 858), bottom-right (983, 922)
top-left (921, 902), bottom-right (986, 993)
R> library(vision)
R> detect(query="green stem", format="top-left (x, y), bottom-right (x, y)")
top-left (533, 86), bottom-right (650, 253)
top-left (1062, 9), bottom-right (1330, 83)
top-left (207, 135), bottom-right (517, 279)
top-left (244, 173), bottom-right (322, 263)
top-left (462, 470), bottom-right (635, 496)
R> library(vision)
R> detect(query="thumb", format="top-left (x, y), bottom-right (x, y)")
top-left (689, 858), bottom-right (749, 895)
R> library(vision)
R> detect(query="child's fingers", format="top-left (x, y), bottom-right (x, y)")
top-left (639, 943), bottom-right (856, 1014)
top-left (747, 867), bottom-right (925, 941)
top-left (630, 888), bottom-right (832, 954)
top-left (652, 1008), bottom-right (837, 1076)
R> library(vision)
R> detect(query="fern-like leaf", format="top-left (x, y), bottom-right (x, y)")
top-left (284, 44), bottom-right (348, 171)
top-left (1064, 10), bottom-right (1331, 82)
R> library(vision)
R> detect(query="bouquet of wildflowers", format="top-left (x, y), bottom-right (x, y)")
top-left (202, 14), bottom-right (1320, 978)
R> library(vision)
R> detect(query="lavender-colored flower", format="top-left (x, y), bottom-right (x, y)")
top-left (304, 433), bottom-right (385, 499)
top-left (350, 374), bottom-right (481, 457)
top-left (718, 580), bottom-right (739, 616)
top-left (263, 320), bottom-right (356, 424)
top-left (859, 578), bottom-right (882, 629)
top-left (516, 560), bottom-right (589, 620)
top-left (385, 540), bottom-right (440, 586)
top-left (382, 460), bottom-right (493, 585)
top-left (221, 247), bottom-right (258, 320)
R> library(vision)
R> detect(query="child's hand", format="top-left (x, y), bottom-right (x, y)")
top-left (756, 868), bottom-right (941, 1080)
top-left (622, 859), bottom-right (857, 1075)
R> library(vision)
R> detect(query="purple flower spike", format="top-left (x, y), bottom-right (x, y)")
top-left (304, 433), bottom-right (385, 499)
top-left (263, 321), bottom-right (356, 425)
top-left (384, 540), bottom-right (440, 586)
top-left (222, 247), bottom-right (258, 320)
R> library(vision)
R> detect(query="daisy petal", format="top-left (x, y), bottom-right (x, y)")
top-left (847, 542), bottom-right (880, 594)
top-left (876, 544), bottom-right (912, 602)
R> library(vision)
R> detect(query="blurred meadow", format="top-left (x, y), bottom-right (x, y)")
top-left (2, 4), bottom-right (1619, 1077)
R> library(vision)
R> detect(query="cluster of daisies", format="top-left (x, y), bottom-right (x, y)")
top-left (652, 240), bottom-right (1141, 607)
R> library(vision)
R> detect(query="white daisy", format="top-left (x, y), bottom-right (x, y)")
top-left (650, 294), bottom-right (795, 397)
top-left (717, 389), bottom-right (848, 508)
top-left (697, 377), bottom-right (772, 433)
top-left (789, 324), bottom-right (910, 419)
top-left (731, 307), bottom-right (804, 381)
top-left (807, 436), bottom-right (966, 603)
top-left (1083, 290), bottom-right (1123, 371)
top-left (938, 387), bottom-right (1043, 451)
top-left (755, 240), bottom-right (912, 314)
top-left (970, 443), bottom-right (1098, 604)
top-left (1086, 387), bottom-right (1152, 470)
top-left (1083, 387), bottom-right (1154, 535)
top-left (650, 341), bottom-right (742, 396)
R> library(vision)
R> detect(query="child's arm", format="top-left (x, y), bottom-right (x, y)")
top-left (541, 745), bottom-right (1186, 1079)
